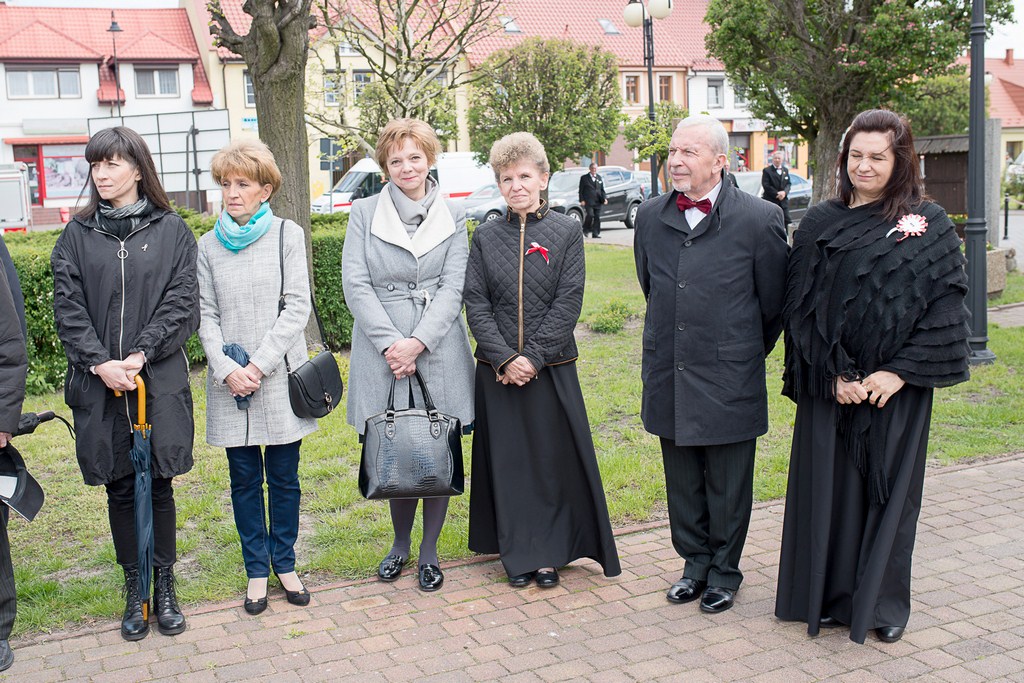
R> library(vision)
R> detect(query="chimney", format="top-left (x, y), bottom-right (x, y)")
top-left (1007, 49), bottom-right (1014, 66)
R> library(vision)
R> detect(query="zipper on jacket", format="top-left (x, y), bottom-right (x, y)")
top-left (517, 215), bottom-right (526, 352)
top-left (94, 222), bottom-right (152, 420)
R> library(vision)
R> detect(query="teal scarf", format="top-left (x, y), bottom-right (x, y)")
top-left (214, 202), bottom-right (273, 252)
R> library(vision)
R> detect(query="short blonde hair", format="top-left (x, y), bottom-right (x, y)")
top-left (489, 132), bottom-right (549, 181)
top-left (374, 118), bottom-right (442, 177)
top-left (210, 139), bottom-right (282, 195)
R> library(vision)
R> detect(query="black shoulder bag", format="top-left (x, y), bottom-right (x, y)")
top-left (277, 220), bottom-right (344, 418)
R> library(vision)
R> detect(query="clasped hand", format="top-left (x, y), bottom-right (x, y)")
top-left (385, 338), bottom-right (425, 380)
top-left (498, 356), bottom-right (536, 386)
top-left (95, 352), bottom-right (146, 392)
top-left (226, 363), bottom-right (264, 398)
top-left (835, 370), bottom-right (905, 409)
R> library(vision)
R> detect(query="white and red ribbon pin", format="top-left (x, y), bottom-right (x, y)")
top-left (886, 214), bottom-right (928, 242)
top-left (525, 241), bottom-right (550, 264)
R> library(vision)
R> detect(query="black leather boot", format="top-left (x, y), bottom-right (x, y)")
top-left (120, 565), bottom-right (149, 641)
top-left (154, 566), bottom-right (186, 635)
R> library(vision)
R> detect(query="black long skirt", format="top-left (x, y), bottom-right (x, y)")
top-left (468, 361), bottom-right (621, 578)
top-left (775, 384), bottom-right (933, 643)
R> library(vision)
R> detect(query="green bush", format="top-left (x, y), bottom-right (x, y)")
top-left (5, 210), bottom-right (354, 394)
top-left (589, 299), bottom-right (633, 334)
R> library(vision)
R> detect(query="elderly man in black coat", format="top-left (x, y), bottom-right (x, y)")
top-left (578, 163), bottom-right (607, 238)
top-left (761, 151), bottom-right (792, 226)
top-left (0, 235), bottom-right (27, 671)
top-left (634, 114), bottom-right (788, 614)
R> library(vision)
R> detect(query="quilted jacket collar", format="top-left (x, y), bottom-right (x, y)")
top-left (505, 200), bottom-right (550, 224)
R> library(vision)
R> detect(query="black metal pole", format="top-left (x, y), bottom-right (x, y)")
top-left (966, 0), bottom-right (995, 364)
top-left (644, 16), bottom-right (659, 197)
top-left (1005, 193), bottom-right (1010, 240)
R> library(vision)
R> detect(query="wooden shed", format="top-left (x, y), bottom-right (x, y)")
top-left (915, 134), bottom-right (968, 215)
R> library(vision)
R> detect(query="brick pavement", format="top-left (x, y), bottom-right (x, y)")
top-left (7, 454), bottom-right (1024, 682)
top-left (991, 302), bottom-right (1024, 328)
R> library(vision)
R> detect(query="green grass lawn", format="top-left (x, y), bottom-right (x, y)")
top-left (8, 243), bottom-right (1024, 636)
top-left (990, 270), bottom-right (1024, 307)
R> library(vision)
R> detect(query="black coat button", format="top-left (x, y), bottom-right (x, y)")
top-left (677, 323), bottom-right (686, 331)
top-left (676, 363), bottom-right (686, 371)
top-left (684, 240), bottom-right (692, 247)
top-left (678, 281), bottom-right (687, 289)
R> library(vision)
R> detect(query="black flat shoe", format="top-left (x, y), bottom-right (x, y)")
top-left (699, 586), bottom-right (735, 614)
top-left (418, 564), bottom-right (444, 592)
top-left (876, 626), bottom-right (905, 643)
top-left (535, 569), bottom-right (559, 588)
top-left (819, 615), bottom-right (844, 629)
top-left (508, 571), bottom-right (536, 587)
top-left (275, 573), bottom-right (311, 606)
top-left (243, 595), bottom-right (268, 615)
top-left (666, 577), bottom-right (706, 604)
top-left (377, 554), bottom-right (406, 582)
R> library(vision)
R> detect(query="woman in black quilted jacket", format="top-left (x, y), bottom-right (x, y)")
top-left (464, 132), bottom-right (620, 588)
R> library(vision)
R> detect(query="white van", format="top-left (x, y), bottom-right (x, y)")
top-left (310, 152), bottom-right (492, 214)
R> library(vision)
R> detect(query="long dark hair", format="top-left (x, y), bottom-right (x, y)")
top-left (77, 127), bottom-right (172, 219)
top-left (836, 109), bottom-right (926, 221)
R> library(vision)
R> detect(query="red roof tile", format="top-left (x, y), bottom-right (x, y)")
top-left (465, 0), bottom-right (712, 68)
top-left (959, 50), bottom-right (1024, 128)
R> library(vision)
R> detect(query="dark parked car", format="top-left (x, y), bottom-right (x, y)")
top-left (733, 170), bottom-right (813, 224)
top-left (463, 166), bottom-right (645, 229)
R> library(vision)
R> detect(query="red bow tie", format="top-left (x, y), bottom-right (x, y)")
top-left (676, 194), bottom-right (712, 214)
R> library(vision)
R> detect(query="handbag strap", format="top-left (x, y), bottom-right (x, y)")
top-left (276, 219), bottom-right (333, 373)
top-left (384, 370), bottom-right (438, 416)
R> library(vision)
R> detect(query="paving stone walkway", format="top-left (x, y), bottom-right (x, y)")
top-left (991, 302), bottom-right (1024, 328)
top-left (7, 453), bottom-right (1024, 682)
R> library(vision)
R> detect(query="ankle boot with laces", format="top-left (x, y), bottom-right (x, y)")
top-left (153, 566), bottom-right (186, 635)
top-left (120, 565), bottom-right (149, 641)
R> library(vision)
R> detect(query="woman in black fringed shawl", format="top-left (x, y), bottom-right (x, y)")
top-left (774, 110), bottom-right (971, 645)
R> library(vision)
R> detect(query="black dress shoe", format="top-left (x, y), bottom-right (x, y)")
top-left (535, 569), bottom-right (559, 588)
top-left (377, 554), bottom-right (406, 582)
top-left (153, 566), bottom-right (186, 636)
top-left (819, 615), bottom-right (844, 628)
top-left (418, 564), bottom-right (444, 592)
top-left (243, 595), bottom-right (268, 615)
top-left (275, 573), bottom-right (311, 606)
top-left (666, 577), bottom-right (707, 604)
top-left (699, 586), bottom-right (735, 613)
top-left (876, 626), bottom-right (905, 643)
top-left (508, 571), bottom-right (536, 587)
top-left (0, 639), bottom-right (12, 672)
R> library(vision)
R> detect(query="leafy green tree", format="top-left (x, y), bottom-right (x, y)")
top-left (468, 38), bottom-right (623, 172)
top-left (622, 101), bottom-right (688, 187)
top-left (704, 0), bottom-right (1013, 200)
top-left (891, 73), bottom-right (974, 137)
top-left (356, 81), bottom-right (458, 150)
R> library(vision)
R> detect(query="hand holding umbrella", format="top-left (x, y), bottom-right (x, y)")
top-left (222, 344), bottom-right (259, 410)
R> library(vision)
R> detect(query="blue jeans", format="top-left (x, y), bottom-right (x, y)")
top-left (225, 440), bottom-right (302, 578)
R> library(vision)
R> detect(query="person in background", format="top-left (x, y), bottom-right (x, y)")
top-left (51, 126), bottom-right (198, 641)
top-left (761, 150), bottom-right (792, 225)
top-left (197, 139), bottom-right (316, 615)
top-left (775, 109), bottom-right (971, 644)
top-left (578, 162), bottom-right (608, 238)
top-left (465, 132), bottom-right (620, 588)
top-left (343, 118), bottom-right (475, 592)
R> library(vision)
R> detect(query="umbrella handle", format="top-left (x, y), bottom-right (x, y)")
top-left (113, 375), bottom-right (147, 426)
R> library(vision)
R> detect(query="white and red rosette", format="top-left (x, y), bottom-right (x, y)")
top-left (886, 214), bottom-right (928, 242)
top-left (525, 241), bottom-right (550, 264)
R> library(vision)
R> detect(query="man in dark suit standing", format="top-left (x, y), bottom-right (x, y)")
top-left (0, 235), bottom-right (27, 672)
top-left (761, 150), bottom-right (791, 225)
top-left (634, 115), bottom-right (788, 614)
top-left (578, 163), bottom-right (607, 238)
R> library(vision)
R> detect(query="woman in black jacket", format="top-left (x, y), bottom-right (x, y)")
top-left (52, 127), bottom-right (199, 641)
top-left (464, 132), bottom-right (620, 588)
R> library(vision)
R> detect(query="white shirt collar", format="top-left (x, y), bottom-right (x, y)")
top-left (682, 179), bottom-right (723, 229)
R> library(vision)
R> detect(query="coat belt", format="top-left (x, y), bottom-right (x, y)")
top-left (373, 276), bottom-right (441, 309)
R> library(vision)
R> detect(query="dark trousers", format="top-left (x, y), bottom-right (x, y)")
top-left (225, 440), bottom-right (301, 578)
top-left (0, 508), bottom-right (13, 640)
top-left (660, 437), bottom-right (756, 591)
top-left (583, 205), bottom-right (602, 237)
top-left (105, 473), bottom-right (177, 569)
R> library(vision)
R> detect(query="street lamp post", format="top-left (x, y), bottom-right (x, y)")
top-left (965, 0), bottom-right (995, 364)
top-left (108, 11), bottom-right (123, 118)
top-left (624, 0), bottom-right (673, 198)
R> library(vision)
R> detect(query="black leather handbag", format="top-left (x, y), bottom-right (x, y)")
top-left (276, 221), bottom-right (343, 419)
top-left (359, 371), bottom-right (464, 500)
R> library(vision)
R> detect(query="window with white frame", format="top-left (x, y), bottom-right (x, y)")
top-left (733, 84), bottom-right (748, 106)
top-left (243, 71), bottom-right (256, 107)
top-left (353, 70), bottom-right (372, 101)
top-left (135, 67), bottom-right (179, 97)
top-left (707, 79), bottom-right (724, 108)
top-left (6, 67), bottom-right (81, 99)
top-left (324, 71), bottom-right (345, 106)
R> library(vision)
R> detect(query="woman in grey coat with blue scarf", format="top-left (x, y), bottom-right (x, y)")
top-left (197, 139), bottom-right (316, 615)
top-left (342, 118), bottom-right (474, 592)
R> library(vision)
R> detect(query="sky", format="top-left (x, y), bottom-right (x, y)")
top-left (8, 0), bottom-right (1024, 57)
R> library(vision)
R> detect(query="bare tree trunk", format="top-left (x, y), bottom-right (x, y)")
top-left (811, 115), bottom-right (848, 204)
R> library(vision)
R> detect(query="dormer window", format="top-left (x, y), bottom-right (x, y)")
top-left (6, 67), bottom-right (80, 99)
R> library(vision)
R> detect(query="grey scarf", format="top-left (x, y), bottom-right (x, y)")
top-left (388, 177), bottom-right (440, 237)
top-left (96, 196), bottom-right (152, 239)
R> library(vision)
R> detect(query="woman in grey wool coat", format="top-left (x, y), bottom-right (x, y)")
top-left (343, 118), bottom-right (474, 592)
top-left (197, 139), bottom-right (316, 615)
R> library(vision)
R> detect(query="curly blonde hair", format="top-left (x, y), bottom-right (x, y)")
top-left (374, 118), bottom-right (442, 177)
top-left (488, 132), bottom-right (549, 181)
top-left (210, 138), bottom-right (282, 195)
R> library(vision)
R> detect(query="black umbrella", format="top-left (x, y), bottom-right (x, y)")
top-left (117, 376), bottom-right (153, 623)
top-left (223, 343), bottom-right (252, 410)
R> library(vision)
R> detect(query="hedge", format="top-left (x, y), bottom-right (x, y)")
top-left (4, 208), bottom-right (352, 394)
